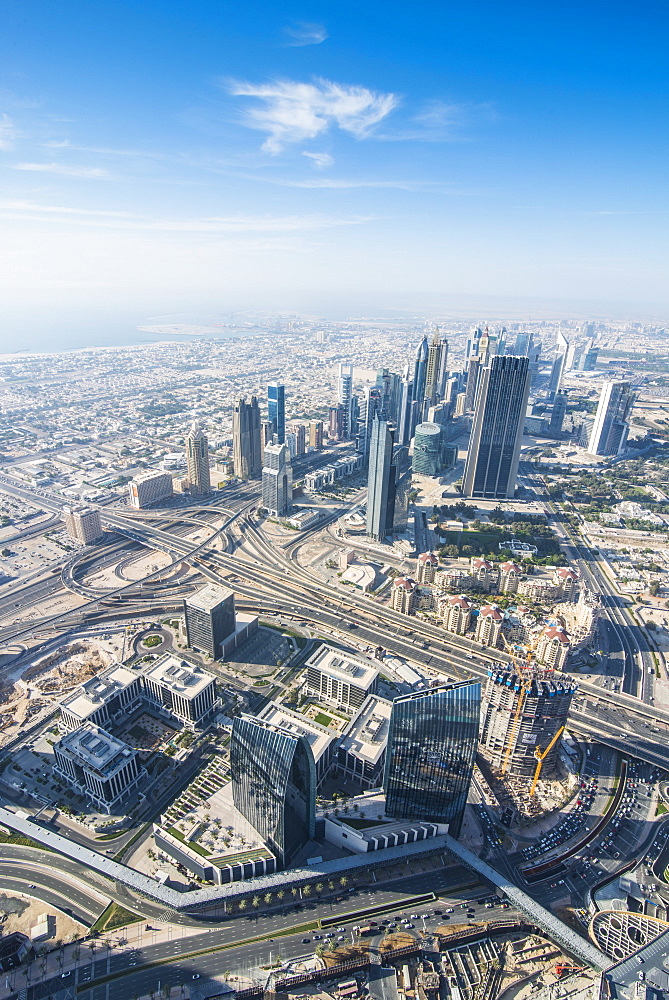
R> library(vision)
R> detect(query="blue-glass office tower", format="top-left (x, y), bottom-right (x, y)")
top-left (231, 715), bottom-right (316, 868)
top-left (384, 682), bottom-right (480, 838)
top-left (267, 383), bottom-right (285, 445)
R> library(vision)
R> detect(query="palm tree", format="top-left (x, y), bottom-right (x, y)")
top-left (264, 892), bottom-right (272, 905)
top-left (238, 899), bottom-right (248, 911)
top-left (339, 876), bottom-right (348, 888)
top-left (291, 887), bottom-right (299, 898)
top-left (277, 889), bottom-right (285, 903)
top-left (303, 885), bottom-right (312, 897)
top-left (315, 882), bottom-right (324, 896)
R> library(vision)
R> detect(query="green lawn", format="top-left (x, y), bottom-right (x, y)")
top-left (314, 712), bottom-right (334, 727)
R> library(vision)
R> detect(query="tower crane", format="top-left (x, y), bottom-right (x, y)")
top-left (530, 725), bottom-right (565, 796)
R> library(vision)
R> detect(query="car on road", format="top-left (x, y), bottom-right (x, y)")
top-left (192, 974), bottom-right (200, 980)
top-left (302, 938), bottom-right (311, 944)
top-left (60, 973), bottom-right (71, 979)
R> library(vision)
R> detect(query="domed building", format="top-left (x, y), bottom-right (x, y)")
top-left (415, 551), bottom-right (438, 584)
top-left (475, 604), bottom-right (504, 647)
top-left (391, 576), bottom-right (419, 616)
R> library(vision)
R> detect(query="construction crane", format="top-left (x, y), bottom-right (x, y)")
top-left (554, 963), bottom-right (583, 979)
top-left (530, 725), bottom-right (565, 796)
top-left (498, 634), bottom-right (537, 776)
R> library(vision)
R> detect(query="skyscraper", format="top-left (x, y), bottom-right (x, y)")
top-left (267, 383), bottom-right (285, 445)
top-left (232, 396), bottom-right (262, 480)
top-left (186, 422), bottom-right (211, 494)
top-left (308, 419), bottom-right (323, 449)
top-left (463, 356), bottom-right (480, 412)
top-left (588, 379), bottom-right (634, 456)
top-left (356, 386), bottom-right (384, 456)
top-left (230, 715), bottom-right (316, 868)
top-left (337, 363), bottom-right (354, 439)
top-left (366, 417), bottom-right (396, 541)
top-left (425, 331), bottom-right (449, 408)
top-left (329, 404), bottom-right (344, 441)
top-left (462, 355), bottom-right (531, 499)
top-left (412, 422), bottom-right (446, 476)
top-left (513, 331), bottom-right (531, 357)
top-left (577, 339), bottom-right (599, 372)
top-left (262, 442), bottom-right (292, 516)
top-left (184, 584), bottom-right (236, 660)
top-left (549, 389), bottom-right (568, 437)
top-left (384, 682), bottom-right (480, 838)
top-left (413, 336), bottom-right (429, 414)
top-left (397, 368), bottom-right (414, 447)
top-left (62, 505), bottom-right (104, 544)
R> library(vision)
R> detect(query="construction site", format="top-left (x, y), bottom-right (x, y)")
top-left (477, 661), bottom-right (579, 821)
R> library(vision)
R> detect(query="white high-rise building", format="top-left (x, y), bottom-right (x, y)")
top-left (186, 422), bottom-right (211, 493)
top-left (337, 363), bottom-right (354, 439)
top-left (262, 442), bottom-right (292, 516)
top-left (128, 470), bottom-right (173, 509)
top-left (588, 380), bottom-right (634, 456)
top-left (62, 505), bottom-right (104, 544)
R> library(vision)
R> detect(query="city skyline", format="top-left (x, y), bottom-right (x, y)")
top-left (1, 0), bottom-right (668, 348)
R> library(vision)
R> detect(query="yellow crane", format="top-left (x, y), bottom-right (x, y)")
top-left (530, 725), bottom-right (565, 796)
top-left (499, 635), bottom-right (533, 776)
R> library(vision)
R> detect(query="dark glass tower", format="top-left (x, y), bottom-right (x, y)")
top-left (231, 715), bottom-right (316, 868)
top-left (232, 395), bottom-right (262, 479)
top-left (366, 417), bottom-right (396, 541)
top-left (462, 355), bottom-right (531, 499)
top-left (267, 383), bottom-right (286, 445)
top-left (384, 681), bottom-right (480, 838)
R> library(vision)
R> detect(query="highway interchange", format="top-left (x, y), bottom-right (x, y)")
top-left (0, 467), bottom-right (668, 993)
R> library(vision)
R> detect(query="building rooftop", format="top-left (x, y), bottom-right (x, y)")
top-left (186, 584), bottom-right (234, 613)
top-left (58, 724), bottom-right (136, 776)
top-left (258, 702), bottom-right (336, 763)
top-left (307, 644), bottom-right (379, 689)
top-left (61, 662), bottom-right (138, 721)
top-left (143, 655), bottom-right (215, 699)
top-left (339, 695), bottom-right (392, 767)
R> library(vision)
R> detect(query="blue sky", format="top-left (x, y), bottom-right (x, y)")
top-left (1, 0), bottom-right (668, 338)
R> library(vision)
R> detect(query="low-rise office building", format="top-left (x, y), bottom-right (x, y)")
top-left (337, 694), bottom-right (392, 790)
top-left (54, 724), bottom-right (144, 814)
top-left (305, 644), bottom-right (379, 714)
top-left (142, 655), bottom-right (217, 730)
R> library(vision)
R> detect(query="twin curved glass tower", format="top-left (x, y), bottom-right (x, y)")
top-left (231, 715), bottom-right (316, 868)
top-left (383, 681), bottom-right (481, 838)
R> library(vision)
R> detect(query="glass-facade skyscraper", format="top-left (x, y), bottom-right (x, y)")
top-left (588, 379), bottom-right (634, 456)
top-left (267, 383), bottom-right (285, 445)
top-left (366, 416), bottom-right (396, 541)
top-left (462, 355), bottom-right (531, 499)
top-left (231, 715), bottom-right (316, 868)
top-left (384, 681), bottom-right (480, 838)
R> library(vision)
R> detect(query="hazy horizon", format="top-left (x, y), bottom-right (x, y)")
top-left (1, 0), bottom-right (668, 346)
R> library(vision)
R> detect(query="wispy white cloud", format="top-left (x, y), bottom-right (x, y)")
top-left (0, 113), bottom-right (17, 150)
top-left (283, 22), bottom-right (328, 46)
top-left (12, 161), bottom-right (111, 178)
top-left (378, 99), bottom-right (496, 142)
top-left (227, 77), bottom-right (398, 153)
top-left (0, 199), bottom-right (372, 233)
top-left (302, 151), bottom-right (334, 169)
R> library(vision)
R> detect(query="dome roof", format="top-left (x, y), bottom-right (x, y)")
top-left (449, 594), bottom-right (473, 609)
top-left (544, 625), bottom-right (570, 644)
